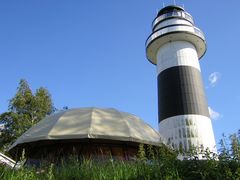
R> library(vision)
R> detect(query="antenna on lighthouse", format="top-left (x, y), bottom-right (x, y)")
top-left (162, 1), bottom-right (165, 8)
top-left (173, 0), bottom-right (176, 5)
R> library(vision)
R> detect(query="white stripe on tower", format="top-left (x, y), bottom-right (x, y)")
top-left (156, 41), bottom-right (200, 75)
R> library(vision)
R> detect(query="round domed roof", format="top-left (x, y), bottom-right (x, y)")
top-left (157, 5), bottom-right (184, 16)
top-left (9, 108), bottom-right (164, 151)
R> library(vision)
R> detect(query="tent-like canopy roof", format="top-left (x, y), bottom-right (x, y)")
top-left (9, 107), bottom-right (164, 151)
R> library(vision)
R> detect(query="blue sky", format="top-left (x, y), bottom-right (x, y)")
top-left (0, 0), bottom-right (239, 147)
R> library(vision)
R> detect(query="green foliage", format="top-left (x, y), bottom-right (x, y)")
top-left (0, 79), bottom-right (54, 150)
top-left (137, 144), bottom-right (147, 161)
top-left (219, 131), bottom-right (240, 162)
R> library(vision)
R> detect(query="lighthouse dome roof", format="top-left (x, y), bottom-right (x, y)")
top-left (157, 5), bottom-right (184, 16)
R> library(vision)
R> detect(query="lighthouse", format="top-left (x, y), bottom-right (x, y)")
top-left (146, 5), bottom-right (216, 152)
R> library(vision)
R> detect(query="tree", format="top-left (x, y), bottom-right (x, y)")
top-left (229, 131), bottom-right (240, 161)
top-left (0, 79), bottom-right (55, 150)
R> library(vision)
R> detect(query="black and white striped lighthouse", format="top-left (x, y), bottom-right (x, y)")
top-left (146, 5), bottom-right (216, 151)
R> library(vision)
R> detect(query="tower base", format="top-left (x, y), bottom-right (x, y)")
top-left (159, 114), bottom-right (216, 152)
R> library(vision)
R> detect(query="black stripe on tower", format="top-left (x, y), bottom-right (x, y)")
top-left (158, 66), bottom-right (210, 122)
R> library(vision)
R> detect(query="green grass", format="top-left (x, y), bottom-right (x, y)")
top-left (0, 160), bottom-right (181, 180)
top-left (1, 141), bottom-right (240, 180)
top-left (1, 156), bottom-right (240, 180)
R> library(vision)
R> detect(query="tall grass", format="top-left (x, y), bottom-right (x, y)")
top-left (1, 159), bottom-right (239, 179)
top-left (0, 160), bottom-right (180, 180)
top-left (1, 130), bottom-right (240, 180)
top-left (1, 144), bottom-right (240, 180)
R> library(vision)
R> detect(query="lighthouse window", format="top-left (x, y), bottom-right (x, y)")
top-left (189, 119), bottom-right (193, 126)
top-left (179, 129), bottom-right (182, 138)
top-left (182, 119), bottom-right (185, 126)
top-left (179, 142), bottom-right (183, 151)
top-left (187, 128), bottom-right (190, 138)
top-left (168, 138), bottom-right (171, 144)
top-left (192, 119), bottom-right (196, 126)
top-left (184, 140), bottom-right (187, 150)
top-left (182, 128), bottom-right (186, 138)
top-left (184, 118), bottom-right (193, 126)
top-left (188, 140), bottom-right (192, 150)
